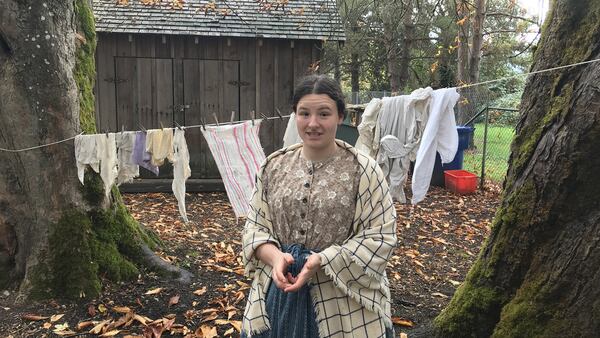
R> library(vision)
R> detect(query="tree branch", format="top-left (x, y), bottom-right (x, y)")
top-left (486, 12), bottom-right (539, 25)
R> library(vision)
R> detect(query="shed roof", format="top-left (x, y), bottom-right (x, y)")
top-left (93, 0), bottom-right (346, 41)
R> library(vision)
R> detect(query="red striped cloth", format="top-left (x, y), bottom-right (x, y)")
top-left (201, 121), bottom-right (266, 218)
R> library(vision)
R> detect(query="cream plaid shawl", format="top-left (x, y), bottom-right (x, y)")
top-left (242, 141), bottom-right (397, 337)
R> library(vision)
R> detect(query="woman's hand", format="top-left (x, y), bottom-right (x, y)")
top-left (255, 243), bottom-right (295, 290)
top-left (272, 252), bottom-right (295, 290)
top-left (284, 253), bottom-right (321, 293)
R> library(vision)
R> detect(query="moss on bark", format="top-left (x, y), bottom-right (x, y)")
top-left (433, 180), bottom-right (537, 337)
top-left (29, 172), bottom-right (161, 299)
top-left (74, 0), bottom-right (97, 134)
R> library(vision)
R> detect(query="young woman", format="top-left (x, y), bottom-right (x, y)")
top-left (241, 75), bottom-right (397, 337)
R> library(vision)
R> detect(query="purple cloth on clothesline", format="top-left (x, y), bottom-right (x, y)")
top-left (131, 131), bottom-right (159, 176)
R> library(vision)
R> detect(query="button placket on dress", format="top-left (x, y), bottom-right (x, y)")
top-left (299, 162), bottom-right (315, 237)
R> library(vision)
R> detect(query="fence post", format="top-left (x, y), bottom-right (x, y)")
top-left (480, 105), bottom-right (489, 190)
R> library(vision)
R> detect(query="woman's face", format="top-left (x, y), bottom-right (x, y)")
top-left (295, 93), bottom-right (343, 154)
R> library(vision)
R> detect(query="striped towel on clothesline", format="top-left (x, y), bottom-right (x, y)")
top-left (201, 120), bottom-right (266, 218)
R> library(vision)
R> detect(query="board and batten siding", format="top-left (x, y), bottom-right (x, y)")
top-left (94, 33), bottom-right (321, 179)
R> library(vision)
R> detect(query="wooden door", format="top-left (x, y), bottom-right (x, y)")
top-left (182, 59), bottom-right (240, 179)
top-left (115, 56), bottom-right (174, 178)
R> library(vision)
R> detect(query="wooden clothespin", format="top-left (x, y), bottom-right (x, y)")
top-left (230, 111), bottom-right (235, 124)
top-left (174, 121), bottom-right (183, 130)
top-left (213, 113), bottom-right (220, 126)
top-left (260, 112), bottom-right (269, 121)
top-left (276, 108), bottom-right (284, 120)
top-left (105, 129), bottom-right (109, 137)
top-left (251, 110), bottom-right (256, 126)
top-left (200, 118), bottom-right (207, 131)
top-left (159, 121), bottom-right (165, 130)
top-left (138, 122), bottom-right (147, 132)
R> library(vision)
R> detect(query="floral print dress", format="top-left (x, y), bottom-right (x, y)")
top-left (263, 144), bottom-right (361, 251)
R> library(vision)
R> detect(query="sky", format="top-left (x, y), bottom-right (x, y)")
top-left (517, 0), bottom-right (549, 24)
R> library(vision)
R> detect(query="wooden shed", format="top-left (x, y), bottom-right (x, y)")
top-left (92, 0), bottom-right (345, 188)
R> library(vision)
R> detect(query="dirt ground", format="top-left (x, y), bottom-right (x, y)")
top-left (0, 184), bottom-right (500, 337)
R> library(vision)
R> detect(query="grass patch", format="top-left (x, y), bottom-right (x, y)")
top-left (464, 123), bottom-right (515, 183)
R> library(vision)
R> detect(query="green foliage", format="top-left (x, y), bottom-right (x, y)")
top-left (74, 0), bottom-right (97, 134)
top-left (325, 0), bottom-right (537, 94)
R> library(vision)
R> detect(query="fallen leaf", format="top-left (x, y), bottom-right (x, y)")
top-left (53, 329), bottom-right (77, 336)
top-left (432, 237), bottom-right (449, 245)
top-left (133, 314), bottom-right (152, 325)
top-left (145, 287), bottom-right (163, 295)
top-left (168, 295), bottom-right (180, 307)
top-left (50, 313), bottom-right (65, 323)
top-left (201, 312), bottom-right (219, 322)
top-left (432, 292), bottom-right (449, 298)
top-left (100, 330), bottom-right (121, 337)
top-left (43, 322), bottom-right (52, 329)
top-left (412, 259), bottom-right (425, 268)
top-left (391, 316), bottom-right (414, 327)
top-left (196, 325), bottom-right (218, 338)
top-left (89, 320), bottom-right (110, 334)
top-left (227, 309), bottom-right (236, 320)
top-left (54, 322), bottom-right (70, 331)
top-left (400, 333), bottom-right (408, 338)
top-left (214, 319), bottom-right (230, 325)
top-left (449, 279), bottom-right (461, 286)
top-left (112, 306), bottom-right (131, 314)
top-left (193, 287), bottom-right (207, 296)
top-left (230, 320), bottom-right (242, 332)
top-left (77, 321), bottom-right (95, 330)
top-left (21, 314), bottom-right (49, 321)
top-left (98, 304), bottom-right (108, 313)
top-left (143, 323), bottom-right (165, 338)
top-left (88, 304), bottom-right (97, 317)
top-left (224, 327), bottom-right (235, 336)
top-left (200, 308), bottom-right (219, 314)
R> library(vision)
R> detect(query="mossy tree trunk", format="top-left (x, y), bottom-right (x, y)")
top-left (432, 0), bottom-right (600, 337)
top-left (0, 0), bottom-right (188, 300)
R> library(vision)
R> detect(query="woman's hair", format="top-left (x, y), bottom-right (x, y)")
top-left (292, 75), bottom-right (346, 119)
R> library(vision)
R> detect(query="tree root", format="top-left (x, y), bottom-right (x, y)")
top-left (140, 245), bottom-right (193, 284)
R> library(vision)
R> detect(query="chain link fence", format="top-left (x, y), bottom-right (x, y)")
top-left (347, 81), bottom-right (524, 189)
top-left (458, 84), bottom-right (522, 188)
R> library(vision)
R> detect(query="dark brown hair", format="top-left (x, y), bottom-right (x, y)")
top-left (292, 75), bottom-right (346, 119)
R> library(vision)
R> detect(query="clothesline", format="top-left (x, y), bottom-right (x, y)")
top-left (458, 57), bottom-right (600, 89)
top-left (0, 132), bottom-right (84, 153)
top-left (0, 114), bottom-right (292, 153)
top-left (3, 56), bottom-right (600, 153)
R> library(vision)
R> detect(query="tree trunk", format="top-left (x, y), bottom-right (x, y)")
top-left (432, 0), bottom-right (600, 336)
top-left (456, 0), bottom-right (470, 86)
top-left (383, 19), bottom-right (401, 93)
top-left (398, 0), bottom-right (414, 91)
top-left (0, 0), bottom-right (189, 300)
top-left (350, 51), bottom-right (360, 102)
top-left (468, 0), bottom-right (486, 84)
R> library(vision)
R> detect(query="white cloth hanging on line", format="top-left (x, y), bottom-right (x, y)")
top-left (74, 134), bottom-right (101, 184)
top-left (201, 120), bottom-right (266, 218)
top-left (377, 87), bottom-right (432, 202)
top-left (99, 133), bottom-right (119, 197)
top-left (282, 113), bottom-right (302, 148)
top-left (145, 129), bottom-right (174, 166)
top-left (355, 98), bottom-right (383, 158)
top-left (74, 134), bottom-right (118, 197)
top-left (412, 88), bottom-right (459, 204)
top-left (171, 129), bottom-right (191, 222)
top-left (115, 131), bottom-right (140, 185)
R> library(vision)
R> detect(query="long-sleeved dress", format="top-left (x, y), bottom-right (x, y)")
top-left (242, 140), bottom-right (397, 337)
